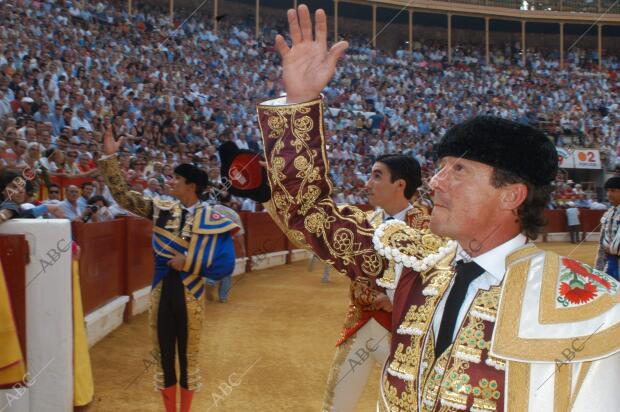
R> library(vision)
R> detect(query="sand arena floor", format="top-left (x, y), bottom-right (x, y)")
top-left (81, 242), bottom-right (599, 412)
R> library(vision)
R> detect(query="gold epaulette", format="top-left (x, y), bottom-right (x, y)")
top-left (372, 220), bottom-right (456, 289)
top-left (406, 202), bottom-right (432, 230)
top-left (364, 209), bottom-right (384, 229)
top-left (152, 198), bottom-right (179, 211)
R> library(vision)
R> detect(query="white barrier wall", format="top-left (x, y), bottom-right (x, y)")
top-left (0, 220), bottom-right (73, 412)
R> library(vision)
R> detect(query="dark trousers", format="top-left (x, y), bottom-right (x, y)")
top-left (568, 224), bottom-right (581, 243)
top-left (157, 271), bottom-right (189, 388)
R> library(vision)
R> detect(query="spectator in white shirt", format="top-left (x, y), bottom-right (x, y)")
top-left (0, 89), bottom-right (11, 119)
top-left (565, 202), bottom-right (581, 244)
top-left (6, 139), bottom-right (28, 170)
top-left (70, 108), bottom-right (92, 132)
top-left (60, 185), bottom-right (85, 221)
top-left (234, 134), bottom-right (250, 150)
top-left (143, 178), bottom-right (162, 199)
top-left (159, 183), bottom-right (175, 201)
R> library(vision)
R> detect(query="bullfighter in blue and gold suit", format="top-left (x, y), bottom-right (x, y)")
top-left (99, 130), bottom-right (237, 412)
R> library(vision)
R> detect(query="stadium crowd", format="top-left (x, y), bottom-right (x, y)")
top-left (0, 0), bottom-right (618, 217)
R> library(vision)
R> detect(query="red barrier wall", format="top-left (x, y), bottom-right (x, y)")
top-left (73, 220), bottom-right (126, 314)
top-left (543, 209), bottom-right (605, 237)
top-left (239, 211), bottom-right (288, 271)
top-left (71, 212), bottom-right (291, 316)
top-left (124, 216), bottom-right (154, 293)
top-left (544, 210), bottom-right (567, 233)
top-left (122, 216), bottom-right (155, 320)
top-left (580, 209), bottom-right (605, 233)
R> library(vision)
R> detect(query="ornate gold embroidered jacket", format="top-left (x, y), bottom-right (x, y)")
top-left (257, 98), bottom-right (620, 412)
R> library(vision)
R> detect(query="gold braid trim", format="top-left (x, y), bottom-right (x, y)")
top-left (506, 361), bottom-right (530, 412)
top-left (97, 154), bottom-right (153, 219)
top-left (494, 251), bottom-right (620, 362)
top-left (263, 199), bottom-right (310, 250)
top-left (184, 288), bottom-right (204, 391)
top-left (148, 283), bottom-right (205, 391)
top-left (149, 284), bottom-right (165, 390)
top-left (407, 201), bottom-right (432, 230)
top-left (554, 361), bottom-right (571, 412)
top-left (322, 331), bottom-right (356, 411)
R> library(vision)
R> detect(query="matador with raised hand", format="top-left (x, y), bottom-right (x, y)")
top-left (240, 5), bottom-right (620, 411)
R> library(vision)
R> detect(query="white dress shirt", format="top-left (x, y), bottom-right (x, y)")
top-left (234, 139), bottom-right (250, 150)
top-left (431, 233), bottom-right (528, 342)
top-left (181, 202), bottom-right (199, 220)
top-left (383, 204), bottom-right (413, 223)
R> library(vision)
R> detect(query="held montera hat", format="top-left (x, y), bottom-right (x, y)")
top-left (219, 142), bottom-right (271, 203)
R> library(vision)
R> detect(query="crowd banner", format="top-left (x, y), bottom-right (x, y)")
top-left (557, 147), bottom-right (602, 169)
top-left (574, 149), bottom-right (602, 169)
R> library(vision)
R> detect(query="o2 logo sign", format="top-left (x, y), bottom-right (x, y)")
top-left (557, 148), bottom-right (600, 169)
top-left (577, 151), bottom-right (596, 162)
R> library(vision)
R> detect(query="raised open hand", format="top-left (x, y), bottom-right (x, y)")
top-left (102, 126), bottom-right (125, 156)
top-left (275, 5), bottom-right (348, 104)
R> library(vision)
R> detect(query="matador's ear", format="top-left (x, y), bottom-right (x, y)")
top-left (219, 142), bottom-right (271, 203)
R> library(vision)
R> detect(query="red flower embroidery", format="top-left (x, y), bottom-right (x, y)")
top-left (561, 258), bottom-right (612, 290)
top-left (559, 281), bottom-right (598, 305)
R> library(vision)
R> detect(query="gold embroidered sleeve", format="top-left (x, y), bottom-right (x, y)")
top-left (97, 155), bottom-right (153, 219)
top-left (257, 97), bottom-right (385, 281)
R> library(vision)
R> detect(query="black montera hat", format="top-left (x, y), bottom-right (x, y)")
top-left (604, 176), bottom-right (620, 189)
top-left (174, 163), bottom-right (209, 188)
top-left (434, 116), bottom-right (558, 186)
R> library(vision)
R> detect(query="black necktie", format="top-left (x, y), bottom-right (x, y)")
top-left (385, 216), bottom-right (394, 221)
top-left (434, 260), bottom-right (486, 358)
top-left (180, 208), bottom-right (188, 230)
